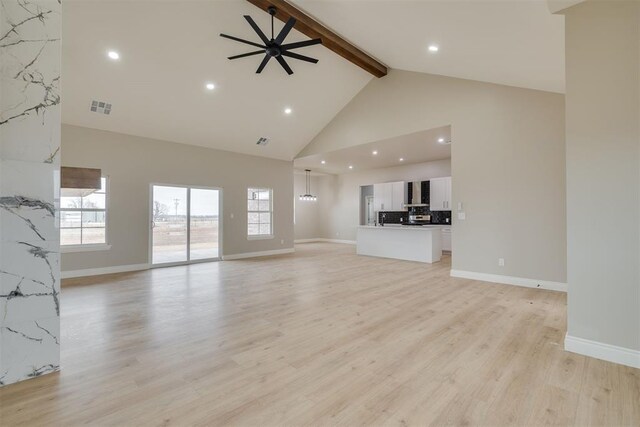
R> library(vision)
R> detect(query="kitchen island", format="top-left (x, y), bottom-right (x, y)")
top-left (357, 225), bottom-right (444, 263)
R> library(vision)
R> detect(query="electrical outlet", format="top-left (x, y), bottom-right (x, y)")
top-left (498, 258), bottom-right (505, 267)
top-left (336, 232), bottom-right (340, 236)
top-left (230, 213), bottom-right (234, 219)
top-left (280, 239), bottom-right (284, 245)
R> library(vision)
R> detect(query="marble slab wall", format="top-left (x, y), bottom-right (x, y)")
top-left (0, 0), bottom-right (61, 386)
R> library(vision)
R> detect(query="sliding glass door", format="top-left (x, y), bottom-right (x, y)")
top-left (151, 185), bottom-right (221, 266)
top-left (189, 188), bottom-right (220, 261)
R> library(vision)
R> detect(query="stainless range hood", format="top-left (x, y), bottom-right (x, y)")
top-left (404, 181), bottom-right (429, 207)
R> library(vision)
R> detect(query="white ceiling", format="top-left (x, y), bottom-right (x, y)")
top-left (62, 1), bottom-right (372, 161)
top-left (295, 0), bottom-right (565, 93)
top-left (62, 1), bottom-right (564, 162)
top-left (294, 126), bottom-right (451, 175)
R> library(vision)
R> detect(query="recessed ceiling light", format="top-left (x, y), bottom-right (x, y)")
top-left (205, 82), bottom-right (215, 90)
top-left (372, 150), bottom-right (378, 155)
top-left (348, 165), bottom-right (353, 169)
top-left (399, 158), bottom-right (404, 162)
top-left (438, 137), bottom-right (445, 143)
top-left (428, 45), bottom-right (439, 53)
top-left (321, 160), bottom-right (326, 164)
top-left (284, 107), bottom-right (292, 115)
top-left (107, 50), bottom-right (120, 60)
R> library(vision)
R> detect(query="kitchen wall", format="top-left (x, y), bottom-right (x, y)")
top-left (317, 159), bottom-right (452, 242)
top-left (0, 0), bottom-right (61, 386)
top-left (298, 69), bottom-right (566, 285)
top-left (563, 0), bottom-right (640, 362)
top-left (61, 125), bottom-right (294, 273)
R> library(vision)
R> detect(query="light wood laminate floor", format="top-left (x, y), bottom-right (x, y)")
top-left (1, 243), bottom-right (638, 426)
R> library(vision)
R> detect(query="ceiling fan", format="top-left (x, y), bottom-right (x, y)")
top-left (220, 6), bottom-right (322, 75)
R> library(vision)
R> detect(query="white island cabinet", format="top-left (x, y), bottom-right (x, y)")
top-left (357, 225), bottom-right (443, 263)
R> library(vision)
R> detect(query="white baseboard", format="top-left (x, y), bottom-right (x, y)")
top-left (62, 263), bottom-right (150, 279)
top-left (565, 333), bottom-right (640, 369)
top-left (450, 269), bottom-right (567, 292)
top-left (222, 248), bottom-right (294, 260)
top-left (294, 238), bottom-right (356, 245)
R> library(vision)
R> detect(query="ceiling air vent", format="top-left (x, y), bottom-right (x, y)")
top-left (90, 100), bottom-right (112, 115)
top-left (256, 137), bottom-right (270, 146)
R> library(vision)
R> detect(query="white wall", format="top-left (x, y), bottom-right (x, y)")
top-left (61, 125), bottom-right (294, 272)
top-left (299, 69), bottom-right (566, 284)
top-left (564, 1), bottom-right (640, 357)
top-left (294, 172), bottom-right (321, 240)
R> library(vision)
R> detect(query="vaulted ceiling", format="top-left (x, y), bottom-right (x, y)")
top-left (62, 1), bottom-right (372, 161)
top-left (62, 1), bottom-right (564, 161)
top-left (295, 0), bottom-right (565, 93)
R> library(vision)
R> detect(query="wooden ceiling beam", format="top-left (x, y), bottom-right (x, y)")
top-left (246, 0), bottom-right (388, 78)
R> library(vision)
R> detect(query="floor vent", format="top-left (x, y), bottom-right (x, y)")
top-left (90, 100), bottom-right (112, 115)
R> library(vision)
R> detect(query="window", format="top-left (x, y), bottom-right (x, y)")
top-left (60, 177), bottom-right (108, 247)
top-left (247, 188), bottom-right (273, 238)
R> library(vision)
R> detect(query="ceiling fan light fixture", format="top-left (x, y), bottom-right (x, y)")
top-left (220, 7), bottom-right (322, 75)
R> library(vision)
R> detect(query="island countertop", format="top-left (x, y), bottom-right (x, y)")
top-left (358, 225), bottom-right (446, 230)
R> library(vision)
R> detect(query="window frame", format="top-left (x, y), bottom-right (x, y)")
top-left (60, 176), bottom-right (111, 253)
top-left (247, 187), bottom-right (274, 240)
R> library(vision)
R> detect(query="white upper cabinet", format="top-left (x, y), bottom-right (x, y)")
top-left (373, 183), bottom-right (392, 211)
top-left (391, 181), bottom-right (407, 210)
top-left (430, 177), bottom-right (452, 211)
top-left (373, 181), bottom-right (406, 211)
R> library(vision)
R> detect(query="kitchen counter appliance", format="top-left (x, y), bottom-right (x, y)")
top-left (408, 214), bottom-right (431, 225)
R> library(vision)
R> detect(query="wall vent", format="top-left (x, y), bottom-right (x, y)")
top-left (256, 137), bottom-right (270, 146)
top-left (90, 100), bottom-right (112, 115)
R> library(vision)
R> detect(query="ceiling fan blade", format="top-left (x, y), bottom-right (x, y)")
top-left (244, 15), bottom-right (270, 45)
top-left (256, 54), bottom-right (271, 73)
top-left (228, 50), bottom-right (265, 60)
top-left (281, 38), bottom-right (322, 51)
top-left (281, 51), bottom-right (318, 64)
top-left (220, 33), bottom-right (265, 49)
top-left (276, 55), bottom-right (294, 75)
top-left (275, 17), bottom-right (297, 45)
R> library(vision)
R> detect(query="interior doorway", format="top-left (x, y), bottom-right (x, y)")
top-left (359, 184), bottom-right (374, 225)
top-left (150, 184), bottom-right (221, 266)
top-left (365, 195), bottom-right (375, 225)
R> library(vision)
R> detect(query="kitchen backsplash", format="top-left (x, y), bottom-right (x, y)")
top-left (430, 210), bottom-right (452, 224)
top-left (378, 207), bottom-right (451, 225)
top-left (378, 211), bottom-right (408, 224)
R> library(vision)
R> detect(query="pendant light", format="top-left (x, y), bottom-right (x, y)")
top-left (299, 169), bottom-right (317, 201)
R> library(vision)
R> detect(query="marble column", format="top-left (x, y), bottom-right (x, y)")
top-left (0, 0), bottom-right (61, 386)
